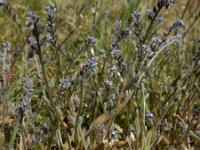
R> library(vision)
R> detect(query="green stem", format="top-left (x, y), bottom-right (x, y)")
top-left (36, 35), bottom-right (51, 99)
top-left (74, 79), bottom-right (84, 147)
top-left (21, 124), bottom-right (27, 150)
top-left (181, 0), bottom-right (192, 19)
top-left (142, 7), bottom-right (162, 44)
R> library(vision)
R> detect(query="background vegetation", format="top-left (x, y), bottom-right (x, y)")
top-left (0, 0), bottom-right (200, 149)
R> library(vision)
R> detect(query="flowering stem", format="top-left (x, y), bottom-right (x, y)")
top-left (36, 34), bottom-right (51, 99)
top-left (21, 124), bottom-right (27, 150)
top-left (181, 0), bottom-right (192, 19)
top-left (142, 7), bottom-right (162, 44)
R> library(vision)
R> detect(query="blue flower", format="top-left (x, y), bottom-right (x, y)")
top-left (46, 34), bottom-right (53, 43)
top-left (111, 49), bottom-right (121, 60)
top-left (46, 6), bottom-right (56, 17)
top-left (59, 76), bottom-right (72, 90)
top-left (177, 18), bottom-right (185, 26)
top-left (99, 49), bottom-right (106, 55)
top-left (87, 36), bottom-right (96, 44)
top-left (114, 20), bottom-right (122, 31)
top-left (145, 112), bottom-right (154, 120)
top-left (80, 57), bottom-right (98, 76)
top-left (121, 28), bottom-right (132, 37)
top-left (86, 57), bottom-right (97, 67)
top-left (105, 80), bottom-right (112, 90)
top-left (158, 16), bottom-right (164, 24)
top-left (27, 10), bottom-right (33, 17)
top-left (147, 8), bottom-right (153, 20)
top-left (130, 126), bottom-right (135, 133)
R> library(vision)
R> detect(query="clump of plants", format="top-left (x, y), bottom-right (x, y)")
top-left (0, 0), bottom-right (200, 149)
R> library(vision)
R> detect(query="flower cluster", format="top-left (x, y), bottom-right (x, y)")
top-left (114, 20), bottom-right (122, 34)
top-left (111, 49), bottom-right (121, 60)
top-left (145, 112), bottom-right (154, 120)
top-left (22, 77), bottom-right (33, 103)
top-left (87, 36), bottom-right (96, 45)
top-left (105, 80), bottom-right (112, 90)
top-left (59, 76), bottom-right (73, 91)
top-left (147, 8), bottom-right (154, 20)
top-left (26, 10), bottom-right (44, 36)
top-left (138, 44), bottom-right (153, 59)
top-left (46, 6), bottom-right (57, 38)
top-left (17, 103), bottom-right (28, 122)
top-left (112, 20), bottom-right (131, 48)
top-left (151, 36), bottom-right (163, 51)
top-left (157, 0), bottom-right (174, 9)
top-left (80, 57), bottom-right (98, 77)
top-left (120, 28), bottom-right (132, 39)
top-left (132, 11), bottom-right (142, 42)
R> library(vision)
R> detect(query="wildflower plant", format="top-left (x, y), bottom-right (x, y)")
top-left (0, 0), bottom-right (200, 149)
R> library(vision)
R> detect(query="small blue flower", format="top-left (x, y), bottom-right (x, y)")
top-left (41, 124), bottom-right (49, 133)
top-left (147, 8), bottom-right (153, 15)
top-left (130, 126), bottom-right (135, 134)
top-left (152, 37), bottom-right (162, 44)
top-left (2, 41), bottom-right (11, 49)
top-left (87, 36), bottom-right (96, 44)
top-left (80, 57), bottom-right (98, 76)
top-left (147, 8), bottom-right (153, 20)
top-left (27, 10), bottom-right (33, 17)
top-left (99, 49), bottom-right (106, 55)
top-left (111, 129), bottom-right (121, 139)
top-left (108, 65), bottom-right (117, 77)
top-left (28, 37), bottom-right (36, 45)
top-left (114, 20), bottom-right (122, 31)
top-left (158, 16), bottom-right (164, 24)
top-left (145, 112), bottom-right (154, 120)
top-left (177, 18), bottom-right (185, 26)
top-left (121, 28), bottom-right (132, 37)
top-left (18, 103), bottom-right (28, 122)
top-left (132, 11), bottom-right (141, 18)
top-left (111, 130), bottom-right (119, 136)
top-left (59, 76), bottom-right (72, 90)
top-left (46, 34), bottom-right (53, 43)
top-left (86, 57), bottom-right (97, 67)
top-left (97, 124), bottom-right (105, 131)
top-left (105, 80), bottom-right (112, 90)
top-left (46, 6), bottom-right (56, 17)
top-left (111, 49), bottom-right (121, 60)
